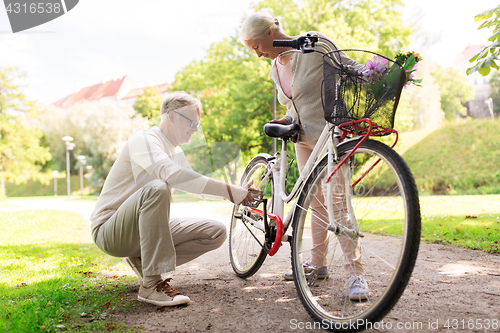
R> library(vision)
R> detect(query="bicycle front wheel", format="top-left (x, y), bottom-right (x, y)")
top-left (229, 154), bottom-right (273, 278)
top-left (292, 139), bottom-right (420, 332)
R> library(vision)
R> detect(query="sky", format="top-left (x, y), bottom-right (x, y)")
top-left (0, 0), bottom-right (498, 104)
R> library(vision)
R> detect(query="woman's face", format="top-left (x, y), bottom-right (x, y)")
top-left (244, 30), bottom-right (280, 60)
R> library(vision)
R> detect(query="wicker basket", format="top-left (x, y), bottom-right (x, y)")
top-left (322, 50), bottom-right (406, 135)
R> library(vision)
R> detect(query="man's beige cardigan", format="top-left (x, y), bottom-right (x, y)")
top-left (269, 32), bottom-right (363, 142)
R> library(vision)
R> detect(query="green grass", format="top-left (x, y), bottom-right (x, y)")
top-left (0, 210), bottom-right (144, 332)
top-left (359, 195), bottom-right (500, 253)
top-left (5, 175), bottom-right (99, 198)
top-left (401, 118), bottom-right (500, 195)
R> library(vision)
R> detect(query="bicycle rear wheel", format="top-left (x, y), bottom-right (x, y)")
top-left (229, 154), bottom-right (273, 278)
top-left (292, 139), bottom-right (420, 332)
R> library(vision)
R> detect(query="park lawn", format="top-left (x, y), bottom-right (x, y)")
top-left (0, 210), bottom-right (144, 332)
top-left (359, 195), bottom-right (500, 253)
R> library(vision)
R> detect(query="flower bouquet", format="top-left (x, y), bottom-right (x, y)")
top-left (322, 49), bottom-right (422, 134)
top-left (362, 51), bottom-right (422, 100)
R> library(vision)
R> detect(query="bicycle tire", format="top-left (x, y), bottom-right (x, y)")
top-left (229, 154), bottom-right (273, 278)
top-left (291, 139), bottom-right (420, 332)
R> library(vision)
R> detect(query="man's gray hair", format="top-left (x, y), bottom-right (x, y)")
top-left (160, 91), bottom-right (202, 115)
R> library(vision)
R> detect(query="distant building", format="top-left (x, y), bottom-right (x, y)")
top-left (452, 45), bottom-right (493, 118)
top-left (120, 82), bottom-right (172, 106)
top-left (53, 76), bottom-right (172, 108)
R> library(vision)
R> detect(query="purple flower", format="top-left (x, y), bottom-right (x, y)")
top-left (363, 55), bottom-right (388, 77)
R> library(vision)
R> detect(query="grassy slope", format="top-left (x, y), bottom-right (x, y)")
top-left (400, 119), bottom-right (500, 195)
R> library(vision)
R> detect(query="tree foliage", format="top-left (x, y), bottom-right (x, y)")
top-left (133, 87), bottom-right (163, 119)
top-left (172, 0), bottom-right (413, 183)
top-left (488, 70), bottom-right (500, 116)
top-left (468, 5), bottom-right (500, 76)
top-left (42, 100), bottom-right (148, 189)
top-left (173, 37), bottom-right (279, 183)
top-left (0, 67), bottom-right (51, 197)
top-left (254, 0), bottom-right (412, 57)
top-left (432, 66), bottom-right (474, 120)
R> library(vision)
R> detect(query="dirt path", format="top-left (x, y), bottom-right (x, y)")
top-left (4, 199), bottom-right (498, 332)
top-left (113, 203), bottom-right (500, 333)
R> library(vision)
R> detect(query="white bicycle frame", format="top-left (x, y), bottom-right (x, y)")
top-left (243, 39), bottom-right (363, 241)
top-left (253, 122), bottom-right (362, 240)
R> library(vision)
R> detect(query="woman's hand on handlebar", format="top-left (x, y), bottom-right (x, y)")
top-left (269, 118), bottom-right (290, 125)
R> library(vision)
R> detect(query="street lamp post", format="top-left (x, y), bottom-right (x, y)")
top-left (77, 155), bottom-right (87, 197)
top-left (52, 170), bottom-right (59, 196)
top-left (86, 165), bottom-right (93, 194)
top-left (61, 136), bottom-right (75, 200)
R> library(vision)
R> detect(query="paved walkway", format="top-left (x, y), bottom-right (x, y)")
top-left (1, 197), bottom-right (235, 227)
top-left (2, 197), bottom-right (499, 332)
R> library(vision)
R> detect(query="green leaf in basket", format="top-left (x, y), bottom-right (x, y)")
top-left (372, 79), bottom-right (385, 99)
top-left (385, 66), bottom-right (403, 90)
top-left (404, 54), bottom-right (416, 71)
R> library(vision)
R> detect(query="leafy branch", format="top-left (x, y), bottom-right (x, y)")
top-left (467, 5), bottom-right (500, 76)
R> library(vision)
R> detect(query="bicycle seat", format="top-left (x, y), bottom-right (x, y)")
top-left (264, 123), bottom-right (301, 141)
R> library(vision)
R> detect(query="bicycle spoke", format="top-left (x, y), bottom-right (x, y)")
top-left (291, 140), bottom-right (420, 329)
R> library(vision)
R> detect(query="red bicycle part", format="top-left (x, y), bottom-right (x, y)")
top-left (327, 119), bottom-right (399, 185)
top-left (326, 118), bottom-right (373, 183)
top-left (246, 207), bottom-right (283, 256)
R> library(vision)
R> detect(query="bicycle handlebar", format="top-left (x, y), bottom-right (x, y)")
top-left (273, 39), bottom-right (301, 49)
top-left (272, 34), bottom-right (319, 53)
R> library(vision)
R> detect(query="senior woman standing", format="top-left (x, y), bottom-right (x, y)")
top-left (241, 12), bottom-right (369, 300)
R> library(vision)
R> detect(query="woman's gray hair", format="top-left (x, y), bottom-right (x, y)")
top-left (160, 91), bottom-right (202, 116)
top-left (241, 12), bottom-right (284, 41)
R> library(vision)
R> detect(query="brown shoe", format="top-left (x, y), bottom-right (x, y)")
top-left (138, 278), bottom-right (190, 306)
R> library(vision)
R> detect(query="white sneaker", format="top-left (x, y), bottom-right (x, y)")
top-left (347, 275), bottom-right (369, 301)
top-left (138, 278), bottom-right (190, 306)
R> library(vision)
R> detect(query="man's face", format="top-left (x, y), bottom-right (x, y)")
top-left (173, 104), bottom-right (200, 145)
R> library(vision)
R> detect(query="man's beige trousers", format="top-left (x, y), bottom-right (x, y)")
top-left (92, 179), bottom-right (226, 276)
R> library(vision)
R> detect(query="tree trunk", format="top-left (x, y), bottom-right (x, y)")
top-left (0, 154), bottom-right (5, 198)
top-left (225, 159), bottom-right (238, 185)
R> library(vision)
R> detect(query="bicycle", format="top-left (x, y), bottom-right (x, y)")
top-left (229, 35), bottom-right (421, 332)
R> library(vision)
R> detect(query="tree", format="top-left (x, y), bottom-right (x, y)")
top-left (254, 0), bottom-right (412, 57)
top-left (133, 87), bottom-right (163, 119)
top-left (0, 67), bottom-right (51, 198)
top-left (42, 100), bottom-right (148, 189)
top-left (467, 5), bottom-right (500, 76)
top-left (402, 60), bottom-right (444, 129)
top-left (432, 66), bottom-right (474, 120)
top-left (488, 70), bottom-right (500, 116)
top-left (173, 37), bottom-right (279, 184)
top-left (173, 0), bottom-right (413, 183)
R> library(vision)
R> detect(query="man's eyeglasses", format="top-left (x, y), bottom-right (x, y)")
top-left (173, 111), bottom-right (200, 128)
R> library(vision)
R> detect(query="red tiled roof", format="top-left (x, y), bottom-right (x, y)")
top-left (121, 87), bottom-right (144, 100)
top-left (460, 45), bottom-right (484, 60)
top-left (120, 83), bottom-right (173, 100)
top-left (54, 76), bottom-right (130, 108)
top-left (453, 45), bottom-right (485, 71)
top-left (155, 83), bottom-right (173, 94)
top-left (53, 77), bottom-right (172, 107)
